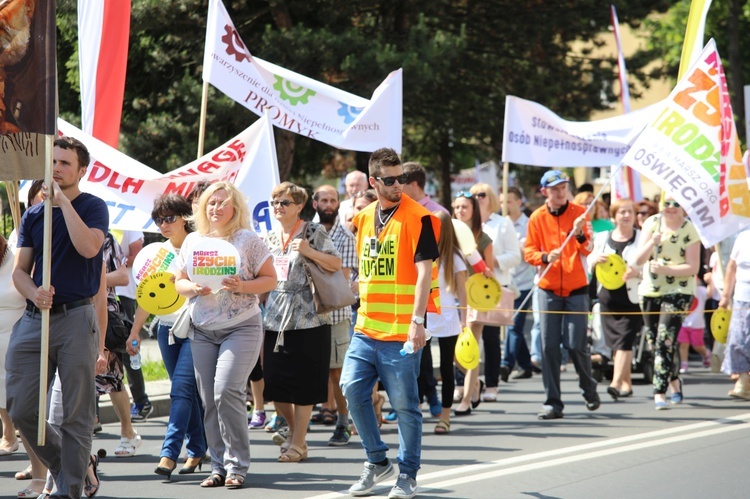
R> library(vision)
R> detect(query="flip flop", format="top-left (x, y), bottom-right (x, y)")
top-left (15, 465), bottom-right (33, 480)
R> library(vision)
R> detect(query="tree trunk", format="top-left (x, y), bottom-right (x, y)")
top-left (727, 0), bottom-right (745, 140)
top-left (276, 129), bottom-right (296, 181)
top-left (438, 132), bottom-right (453, 210)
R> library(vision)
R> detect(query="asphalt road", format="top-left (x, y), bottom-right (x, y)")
top-left (2, 366), bottom-right (749, 499)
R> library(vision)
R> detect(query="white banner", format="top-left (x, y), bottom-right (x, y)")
top-left (20, 115), bottom-right (280, 234)
top-left (202, 0), bottom-right (402, 153)
top-left (621, 39), bottom-right (750, 247)
top-left (501, 95), bottom-right (659, 167)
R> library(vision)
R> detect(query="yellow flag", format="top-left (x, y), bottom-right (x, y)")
top-left (678, 0), bottom-right (713, 79)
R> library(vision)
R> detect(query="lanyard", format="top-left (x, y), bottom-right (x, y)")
top-left (281, 218), bottom-right (302, 254)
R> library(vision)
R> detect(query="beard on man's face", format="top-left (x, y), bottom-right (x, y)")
top-left (317, 208), bottom-right (338, 225)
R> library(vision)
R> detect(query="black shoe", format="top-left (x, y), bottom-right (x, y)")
top-left (537, 408), bottom-right (563, 420)
top-left (606, 386), bottom-right (619, 401)
top-left (499, 365), bottom-right (510, 383)
top-left (178, 457), bottom-right (204, 474)
top-left (328, 424), bottom-right (351, 446)
top-left (511, 369), bottom-right (533, 380)
top-left (131, 401), bottom-right (154, 423)
top-left (586, 396), bottom-right (601, 411)
top-left (619, 390), bottom-right (633, 398)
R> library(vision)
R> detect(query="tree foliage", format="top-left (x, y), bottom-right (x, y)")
top-left (54, 0), bottom-right (673, 204)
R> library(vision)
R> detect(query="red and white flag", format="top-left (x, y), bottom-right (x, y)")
top-left (78, 0), bottom-right (131, 148)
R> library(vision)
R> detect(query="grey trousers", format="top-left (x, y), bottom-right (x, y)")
top-left (192, 313), bottom-right (263, 478)
top-left (538, 290), bottom-right (598, 413)
top-left (6, 306), bottom-right (98, 499)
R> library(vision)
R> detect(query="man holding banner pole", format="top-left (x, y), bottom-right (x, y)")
top-left (524, 170), bottom-right (600, 420)
top-left (6, 137), bottom-right (109, 499)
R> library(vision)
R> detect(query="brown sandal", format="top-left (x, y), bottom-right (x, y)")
top-left (278, 444), bottom-right (308, 462)
top-left (434, 419), bottom-right (451, 434)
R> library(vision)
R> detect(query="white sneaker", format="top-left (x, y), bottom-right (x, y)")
top-left (388, 473), bottom-right (417, 499)
top-left (349, 460), bottom-right (394, 496)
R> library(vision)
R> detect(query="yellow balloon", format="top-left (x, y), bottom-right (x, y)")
top-left (136, 271), bottom-right (186, 315)
top-left (466, 273), bottom-right (502, 311)
top-left (595, 254), bottom-right (627, 290)
top-left (711, 307), bottom-right (731, 344)
top-left (455, 327), bottom-right (480, 370)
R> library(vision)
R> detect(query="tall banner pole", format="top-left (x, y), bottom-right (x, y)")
top-left (501, 162), bottom-right (509, 216)
top-left (197, 81), bottom-right (210, 159)
top-left (38, 134), bottom-right (54, 445)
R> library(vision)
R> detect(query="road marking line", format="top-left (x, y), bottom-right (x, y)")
top-left (309, 413), bottom-right (750, 498)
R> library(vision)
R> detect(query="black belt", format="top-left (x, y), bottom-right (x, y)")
top-left (26, 298), bottom-right (93, 315)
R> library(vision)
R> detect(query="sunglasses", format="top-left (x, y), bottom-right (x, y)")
top-left (663, 200), bottom-right (680, 208)
top-left (474, 192), bottom-right (487, 199)
top-left (637, 211), bottom-right (650, 216)
top-left (455, 191), bottom-right (473, 199)
top-left (153, 215), bottom-right (178, 226)
top-left (375, 174), bottom-right (408, 186)
top-left (270, 200), bottom-right (296, 208)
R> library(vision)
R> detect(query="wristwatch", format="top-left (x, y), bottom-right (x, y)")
top-left (411, 316), bottom-right (425, 325)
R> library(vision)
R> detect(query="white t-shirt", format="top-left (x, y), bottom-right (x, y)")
top-left (731, 230), bottom-right (750, 302)
top-left (114, 230), bottom-right (144, 300)
top-left (682, 285), bottom-right (707, 329)
top-left (427, 253), bottom-right (466, 338)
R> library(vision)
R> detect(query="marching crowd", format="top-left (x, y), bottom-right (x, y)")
top-left (0, 139), bottom-right (748, 499)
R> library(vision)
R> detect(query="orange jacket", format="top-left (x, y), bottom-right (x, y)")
top-left (524, 202), bottom-right (593, 297)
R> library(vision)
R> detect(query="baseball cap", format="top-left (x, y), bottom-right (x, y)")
top-left (540, 170), bottom-right (569, 188)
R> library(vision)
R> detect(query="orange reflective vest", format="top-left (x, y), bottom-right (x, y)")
top-left (353, 194), bottom-right (441, 342)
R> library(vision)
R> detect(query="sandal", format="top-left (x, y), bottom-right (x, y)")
top-left (225, 473), bottom-right (245, 489)
top-left (434, 419), bottom-right (451, 434)
top-left (311, 407), bottom-right (336, 425)
top-left (17, 478), bottom-right (45, 498)
top-left (84, 454), bottom-right (100, 498)
top-left (200, 474), bottom-right (226, 488)
top-left (15, 465), bottom-right (33, 480)
top-left (278, 444), bottom-right (308, 463)
top-left (114, 432), bottom-right (142, 457)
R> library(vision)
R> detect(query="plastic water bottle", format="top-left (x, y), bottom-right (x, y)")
top-left (400, 330), bottom-right (431, 356)
top-left (130, 340), bottom-right (142, 370)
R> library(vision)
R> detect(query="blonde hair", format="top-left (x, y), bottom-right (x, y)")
top-left (192, 182), bottom-right (251, 237)
top-left (470, 182), bottom-right (500, 213)
top-left (434, 211), bottom-right (462, 294)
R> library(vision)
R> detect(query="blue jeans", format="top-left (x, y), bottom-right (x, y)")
top-left (340, 333), bottom-right (422, 478)
top-left (157, 323), bottom-right (207, 461)
top-left (502, 289), bottom-right (532, 371)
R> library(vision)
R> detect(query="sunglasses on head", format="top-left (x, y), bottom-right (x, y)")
top-left (455, 191), bottom-right (473, 199)
top-left (270, 199), bottom-right (295, 208)
top-left (153, 215), bottom-right (178, 226)
top-left (664, 200), bottom-right (680, 208)
top-left (375, 174), bottom-right (408, 186)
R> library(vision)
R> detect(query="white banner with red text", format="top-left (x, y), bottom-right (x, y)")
top-left (20, 115), bottom-right (279, 234)
top-left (621, 39), bottom-right (750, 247)
top-left (202, 0), bottom-right (402, 153)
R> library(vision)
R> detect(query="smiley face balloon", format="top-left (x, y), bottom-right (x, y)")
top-left (595, 254), bottom-right (627, 290)
top-left (710, 307), bottom-right (731, 344)
top-left (136, 271), bottom-right (186, 315)
top-left (466, 273), bottom-right (502, 311)
top-left (455, 327), bottom-right (480, 370)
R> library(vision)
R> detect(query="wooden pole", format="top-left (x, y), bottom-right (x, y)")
top-left (196, 80), bottom-right (210, 159)
top-left (38, 134), bottom-right (54, 445)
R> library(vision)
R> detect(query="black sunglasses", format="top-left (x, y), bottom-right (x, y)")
top-left (375, 174), bottom-right (408, 187)
top-left (637, 211), bottom-right (650, 216)
top-left (270, 200), bottom-right (296, 208)
top-left (474, 192), bottom-right (487, 199)
top-left (153, 215), bottom-right (178, 226)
